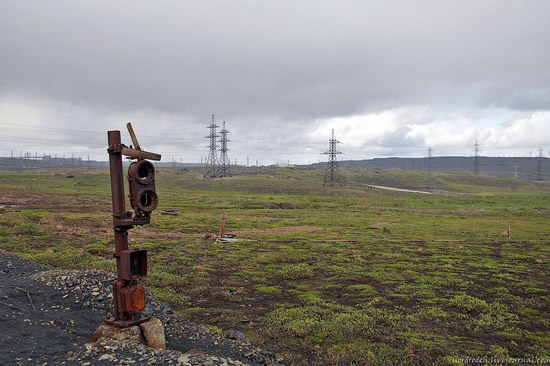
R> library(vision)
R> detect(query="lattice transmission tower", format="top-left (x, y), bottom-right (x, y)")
top-left (537, 147), bottom-right (544, 181)
top-left (204, 114), bottom-right (219, 177)
top-left (427, 146), bottom-right (433, 188)
top-left (218, 121), bottom-right (231, 177)
top-left (322, 129), bottom-right (343, 186)
top-left (473, 139), bottom-right (481, 175)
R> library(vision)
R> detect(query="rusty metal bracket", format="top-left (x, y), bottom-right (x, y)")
top-left (121, 146), bottom-right (161, 161)
top-left (113, 216), bottom-right (151, 228)
top-left (107, 143), bottom-right (123, 153)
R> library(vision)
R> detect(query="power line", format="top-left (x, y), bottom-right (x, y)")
top-left (0, 99), bottom-right (198, 123)
top-left (0, 99), bottom-right (277, 127)
top-left (0, 121), bottom-right (208, 143)
top-left (0, 122), bottom-right (102, 135)
top-left (0, 134), bottom-right (96, 145)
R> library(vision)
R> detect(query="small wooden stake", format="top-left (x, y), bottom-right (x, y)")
top-left (219, 214), bottom-right (227, 237)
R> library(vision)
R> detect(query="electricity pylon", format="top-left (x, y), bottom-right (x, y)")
top-left (204, 114), bottom-right (219, 177)
top-left (218, 121), bottom-right (231, 177)
top-left (537, 147), bottom-right (544, 181)
top-left (427, 146), bottom-right (433, 188)
top-left (322, 129), bottom-right (343, 186)
top-left (473, 139), bottom-right (481, 175)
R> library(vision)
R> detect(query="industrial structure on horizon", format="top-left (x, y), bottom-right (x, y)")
top-left (427, 146), bottom-right (433, 188)
top-left (204, 115), bottom-right (232, 178)
top-left (474, 139), bottom-right (481, 175)
top-left (204, 115), bottom-right (219, 178)
top-left (0, 130), bottom-right (547, 181)
top-left (218, 121), bottom-right (231, 177)
top-left (322, 129), bottom-right (343, 186)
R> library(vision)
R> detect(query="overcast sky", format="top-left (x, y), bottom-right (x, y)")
top-left (1, 1), bottom-right (550, 164)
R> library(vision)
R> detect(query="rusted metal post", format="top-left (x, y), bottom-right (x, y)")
top-left (107, 131), bottom-right (128, 277)
top-left (106, 130), bottom-right (149, 327)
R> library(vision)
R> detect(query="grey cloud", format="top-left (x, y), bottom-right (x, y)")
top-left (376, 125), bottom-right (413, 148)
top-left (2, 1), bottom-right (550, 122)
top-left (1, 1), bottom-right (550, 162)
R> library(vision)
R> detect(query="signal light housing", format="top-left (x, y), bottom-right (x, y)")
top-left (120, 285), bottom-right (146, 313)
top-left (119, 249), bottom-right (147, 280)
top-left (128, 160), bottom-right (158, 215)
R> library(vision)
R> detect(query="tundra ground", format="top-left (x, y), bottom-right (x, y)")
top-left (1, 167), bottom-right (549, 365)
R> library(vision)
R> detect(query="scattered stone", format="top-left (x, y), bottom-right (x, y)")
top-left (177, 355), bottom-right (190, 363)
top-left (227, 330), bottom-right (250, 344)
top-left (187, 349), bottom-right (206, 355)
top-left (98, 354), bottom-right (113, 361)
top-left (139, 317), bottom-right (166, 349)
top-left (142, 305), bottom-right (154, 317)
top-left (197, 325), bottom-right (210, 334)
top-left (19, 256), bottom-right (281, 366)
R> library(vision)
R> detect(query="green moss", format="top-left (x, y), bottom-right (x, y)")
top-left (346, 284), bottom-right (378, 297)
top-left (22, 247), bottom-right (103, 270)
top-left (449, 294), bottom-right (489, 313)
top-left (206, 324), bottom-right (223, 337)
top-left (255, 284), bottom-right (282, 294)
top-left (277, 263), bottom-right (313, 279)
top-left (150, 287), bottom-right (191, 309)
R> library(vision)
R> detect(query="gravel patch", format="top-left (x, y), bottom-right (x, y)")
top-left (1, 250), bottom-right (284, 366)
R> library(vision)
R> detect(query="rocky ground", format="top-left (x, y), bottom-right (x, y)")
top-left (0, 250), bottom-right (284, 366)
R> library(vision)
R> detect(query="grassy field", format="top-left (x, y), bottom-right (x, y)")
top-left (0, 167), bottom-right (549, 365)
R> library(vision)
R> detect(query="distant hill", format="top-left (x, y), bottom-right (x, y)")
top-left (313, 156), bottom-right (550, 179)
top-left (2, 155), bottom-right (548, 179)
top-left (0, 156), bottom-right (205, 171)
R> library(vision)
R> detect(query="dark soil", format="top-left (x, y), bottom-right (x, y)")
top-left (0, 250), bottom-right (283, 366)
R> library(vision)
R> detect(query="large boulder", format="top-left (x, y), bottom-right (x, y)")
top-left (90, 317), bottom-right (166, 349)
top-left (90, 324), bottom-right (143, 344)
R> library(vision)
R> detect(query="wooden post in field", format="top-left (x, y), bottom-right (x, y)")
top-left (219, 214), bottom-right (227, 237)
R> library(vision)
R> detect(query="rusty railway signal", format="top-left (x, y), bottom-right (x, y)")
top-left (128, 160), bottom-right (158, 215)
top-left (105, 123), bottom-right (161, 327)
